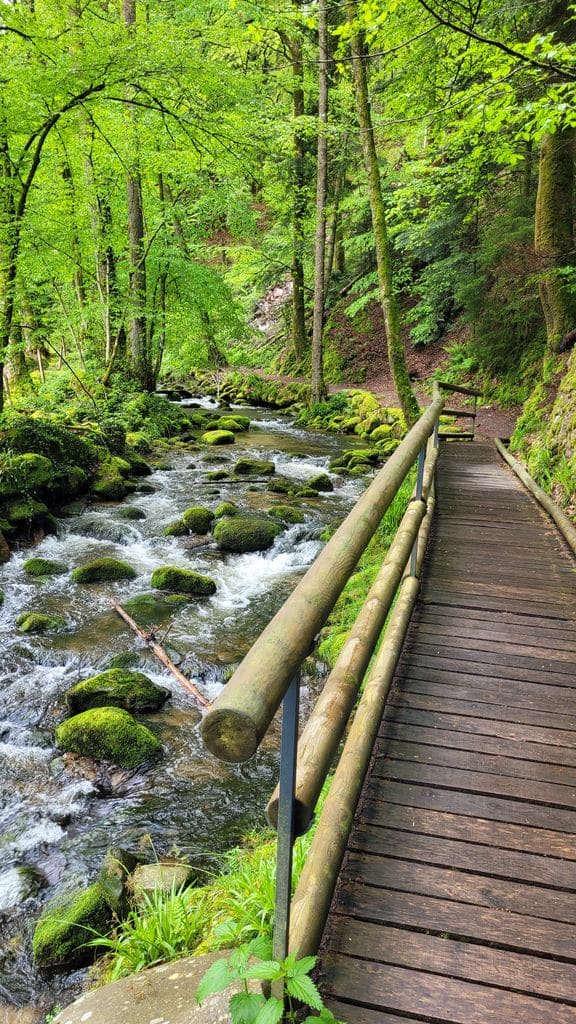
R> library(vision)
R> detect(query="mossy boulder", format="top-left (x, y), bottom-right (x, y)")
top-left (16, 612), bottom-right (67, 634)
top-left (181, 506), bottom-right (214, 534)
top-left (124, 454), bottom-right (153, 477)
top-left (123, 591), bottom-right (188, 624)
top-left (150, 566), bottom-right (217, 596)
top-left (213, 515), bottom-right (281, 553)
top-left (32, 882), bottom-right (114, 969)
top-left (233, 458), bottom-right (275, 476)
top-left (267, 477), bottom-right (296, 495)
top-left (130, 862), bottom-right (195, 904)
top-left (92, 472), bottom-right (127, 501)
top-left (50, 465), bottom-right (88, 501)
top-left (349, 463), bottom-right (373, 476)
top-left (71, 558), bottom-right (137, 584)
top-left (214, 501), bottom-right (239, 518)
top-left (23, 557), bottom-right (68, 577)
top-left (0, 453), bottom-right (54, 498)
top-left (55, 707), bottom-right (162, 767)
top-left (305, 473), bottom-right (333, 492)
top-left (206, 469), bottom-right (230, 481)
top-left (215, 416), bottom-right (247, 433)
top-left (163, 518), bottom-right (188, 537)
top-left (66, 669), bottom-right (170, 715)
top-left (370, 424), bottom-right (393, 442)
top-left (201, 430), bottom-right (235, 445)
top-left (268, 505), bottom-right (305, 524)
top-left (5, 497), bottom-right (50, 524)
top-left (117, 506), bottom-right (146, 521)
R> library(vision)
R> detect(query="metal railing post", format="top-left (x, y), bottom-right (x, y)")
top-left (409, 445), bottom-right (427, 576)
top-left (272, 669), bottom-right (300, 992)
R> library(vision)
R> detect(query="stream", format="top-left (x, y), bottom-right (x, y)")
top-left (0, 402), bottom-right (369, 1019)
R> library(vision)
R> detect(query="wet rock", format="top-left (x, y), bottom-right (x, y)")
top-left (56, 707), bottom-right (163, 768)
top-left (117, 506), bottom-right (146, 521)
top-left (0, 530), bottom-right (10, 562)
top-left (130, 861), bottom-right (195, 904)
top-left (16, 612), bottom-right (67, 634)
top-left (0, 865), bottom-right (43, 911)
top-left (23, 557), bottom-right (68, 577)
top-left (304, 472), bottom-right (333, 492)
top-left (124, 453), bottom-right (153, 477)
top-left (136, 482), bottom-right (156, 494)
top-left (150, 566), bottom-right (217, 596)
top-left (201, 429), bottom-right (235, 445)
top-left (206, 469), bottom-right (229, 481)
top-left (0, 452), bottom-right (54, 498)
top-left (268, 505), bottom-right (305, 524)
top-left (213, 515), bottom-right (282, 553)
top-left (71, 557), bottom-right (137, 583)
top-left (214, 501), bottom-right (239, 518)
top-left (164, 518), bottom-right (188, 536)
top-left (181, 506), bottom-right (214, 534)
top-left (267, 476), bottom-right (296, 494)
top-left (5, 496), bottom-right (49, 525)
top-left (65, 669), bottom-right (171, 715)
top-left (123, 591), bottom-right (188, 624)
top-left (214, 415), bottom-right (250, 432)
top-left (92, 466), bottom-right (128, 501)
top-left (233, 458), bottom-right (275, 476)
top-left (32, 882), bottom-right (114, 969)
top-left (99, 846), bottom-right (142, 914)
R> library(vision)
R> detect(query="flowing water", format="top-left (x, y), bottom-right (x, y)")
top-left (0, 404), bottom-right (368, 1017)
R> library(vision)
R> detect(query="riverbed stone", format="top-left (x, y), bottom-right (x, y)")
top-left (123, 591), bottom-right (188, 624)
top-left (32, 882), bottom-right (113, 969)
top-left (151, 566), bottom-right (217, 596)
top-left (201, 429), bottom-right (235, 445)
top-left (214, 501), bottom-right (239, 518)
top-left (267, 505), bottom-right (305, 524)
top-left (206, 469), bottom-right (230, 481)
top-left (65, 670), bottom-right (171, 715)
top-left (117, 506), bottom-right (146, 521)
top-left (213, 515), bottom-right (281, 553)
top-left (16, 612), bottom-right (67, 634)
top-left (130, 861), bottom-right (195, 903)
top-left (233, 458), bottom-right (275, 476)
top-left (164, 518), bottom-right (188, 536)
top-left (71, 557), bottom-right (137, 583)
top-left (304, 472), bottom-right (333, 492)
top-left (99, 846), bottom-right (142, 914)
top-left (267, 476), bottom-right (295, 494)
top-left (55, 707), bottom-right (163, 767)
top-left (214, 415), bottom-right (249, 433)
top-left (23, 557), bottom-right (68, 577)
top-left (181, 506), bottom-right (214, 534)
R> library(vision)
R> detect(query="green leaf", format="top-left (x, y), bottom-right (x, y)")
top-left (286, 974), bottom-right (323, 1010)
top-left (230, 946), bottom-right (251, 974)
top-left (254, 996), bottom-right (284, 1024)
top-left (248, 936), bottom-right (274, 960)
top-left (289, 954), bottom-right (317, 976)
top-left (196, 958), bottom-right (234, 1004)
top-left (229, 991), bottom-right (266, 1024)
top-left (244, 960), bottom-right (282, 981)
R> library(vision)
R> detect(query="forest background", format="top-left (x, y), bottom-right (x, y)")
top-left (1, 0), bottom-right (576, 514)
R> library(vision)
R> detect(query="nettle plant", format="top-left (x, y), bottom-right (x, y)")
top-left (196, 937), bottom-right (345, 1024)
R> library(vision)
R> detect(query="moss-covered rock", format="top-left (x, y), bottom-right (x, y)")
top-left (150, 566), bottom-right (217, 595)
top-left (213, 515), bottom-right (281, 553)
top-left (23, 557), bottom-right (68, 577)
top-left (349, 463), bottom-right (373, 476)
top-left (66, 669), bottom-right (170, 714)
top-left (233, 458), bottom-right (275, 476)
top-left (16, 612), bottom-right (67, 634)
top-left (201, 430), bottom-right (235, 445)
top-left (267, 477), bottom-right (296, 494)
top-left (0, 453), bottom-right (54, 499)
top-left (214, 501), bottom-right (239, 518)
top-left (0, 531), bottom-right (9, 563)
top-left (306, 473), bottom-right (334, 492)
top-left (55, 707), bottom-right (162, 767)
top-left (50, 465), bottom-right (89, 501)
top-left (5, 497), bottom-right (49, 524)
top-left (92, 472), bottom-right (127, 501)
top-left (214, 416), bottom-right (247, 433)
top-left (181, 506), bottom-right (214, 534)
top-left (124, 453), bottom-right (153, 477)
top-left (370, 424), bottom-right (393, 442)
top-left (268, 505), bottom-right (305, 524)
top-left (123, 591), bottom-right (188, 624)
top-left (32, 882), bottom-right (114, 969)
top-left (206, 469), bottom-right (230, 481)
top-left (297, 487), bottom-right (322, 498)
top-left (71, 558), bottom-right (137, 583)
top-left (117, 506), bottom-right (146, 521)
top-left (163, 518), bottom-right (188, 537)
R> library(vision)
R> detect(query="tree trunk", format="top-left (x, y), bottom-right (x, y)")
top-left (534, 128), bottom-right (576, 353)
top-left (311, 0), bottom-right (329, 403)
top-left (288, 7), bottom-right (307, 361)
top-left (348, 19), bottom-right (419, 427)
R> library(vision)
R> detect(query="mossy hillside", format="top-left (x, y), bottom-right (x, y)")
top-left (151, 566), bottom-right (217, 595)
top-left (181, 506), bottom-right (214, 533)
top-left (296, 390), bottom-right (407, 444)
top-left (71, 558), bottom-right (137, 583)
top-left (66, 670), bottom-right (171, 714)
top-left (213, 515), bottom-right (282, 553)
top-left (23, 557), bottom-right (68, 577)
top-left (55, 707), bottom-right (163, 767)
top-left (16, 612), bottom-right (67, 634)
top-left (32, 882), bottom-right (114, 969)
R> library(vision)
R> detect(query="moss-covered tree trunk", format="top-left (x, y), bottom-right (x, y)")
top-left (534, 128), bottom-right (576, 353)
top-left (348, 20), bottom-right (419, 427)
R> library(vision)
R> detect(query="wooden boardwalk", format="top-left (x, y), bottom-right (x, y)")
top-left (319, 439), bottom-right (576, 1024)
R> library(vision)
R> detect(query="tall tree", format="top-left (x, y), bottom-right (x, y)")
top-left (311, 0), bottom-right (329, 403)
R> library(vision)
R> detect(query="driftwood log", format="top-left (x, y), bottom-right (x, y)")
top-left (112, 602), bottom-right (210, 709)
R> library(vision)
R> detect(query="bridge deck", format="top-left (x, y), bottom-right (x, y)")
top-left (319, 439), bottom-right (576, 1024)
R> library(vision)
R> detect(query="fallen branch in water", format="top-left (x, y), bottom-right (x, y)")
top-left (112, 601), bottom-right (210, 710)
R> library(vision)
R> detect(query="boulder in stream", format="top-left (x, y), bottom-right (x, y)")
top-left (268, 505), bottom-right (305, 524)
top-left (214, 500), bottom-right (239, 518)
top-left (164, 518), bottom-right (188, 536)
top-left (66, 669), bottom-right (171, 714)
top-left (233, 458), bottom-right (275, 476)
top-left (214, 415), bottom-right (250, 432)
top-left (123, 591), bottom-right (188, 623)
top-left (71, 557), bottom-right (137, 583)
top-left (150, 566), bottom-right (217, 596)
top-left (16, 612), bottom-right (67, 634)
top-left (23, 557), bottom-right (68, 577)
top-left (181, 506), bottom-right (214, 534)
top-left (213, 515), bottom-right (282, 553)
top-left (117, 506), bottom-right (146, 521)
top-left (303, 472), bottom-right (333, 492)
top-left (201, 429), bottom-right (235, 445)
top-left (56, 707), bottom-right (163, 768)
top-left (32, 882), bottom-right (113, 969)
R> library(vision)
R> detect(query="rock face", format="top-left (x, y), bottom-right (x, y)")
top-left (16, 612), bottom-right (67, 634)
top-left (181, 506), bottom-right (214, 534)
top-left (55, 707), bottom-right (163, 768)
top-left (71, 557), bottom-right (137, 583)
top-left (65, 670), bottom-right (171, 714)
top-left (213, 515), bottom-right (281, 553)
top-left (151, 566), bottom-right (217, 595)
top-left (32, 882), bottom-right (113, 969)
top-left (201, 429), bottom-right (235, 445)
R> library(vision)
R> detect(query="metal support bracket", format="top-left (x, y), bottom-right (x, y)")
top-left (272, 670), bottom-right (301, 982)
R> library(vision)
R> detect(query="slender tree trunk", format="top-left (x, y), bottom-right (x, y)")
top-left (311, 0), bottom-right (329, 403)
top-left (285, 6), bottom-right (307, 361)
top-left (324, 137), bottom-right (348, 297)
top-left (534, 128), bottom-right (576, 352)
top-left (348, 18), bottom-right (419, 426)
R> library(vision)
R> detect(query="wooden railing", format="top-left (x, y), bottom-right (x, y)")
top-left (201, 380), bottom-right (474, 969)
top-left (437, 380), bottom-right (482, 440)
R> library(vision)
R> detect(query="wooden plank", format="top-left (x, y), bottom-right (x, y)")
top-left (334, 883), bottom-right (576, 959)
top-left (380, 720), bottom-right (576, 767)
top-left (320, 956), bottom-right (576, 1024)
top-left (415, 604), bottom-right (576, 636)
top-left (388, 705), bottom-right (576, 750)
top-left (390, 691), bottom-right (576, 732)
top-left (401, 651), bottom-right (575, 687)
top-left (406, 640), bottom-right (576, 677)
top-left (397, 675), bottom-right (576, 715)
top-left (421, 578), bottom-right (576, 607)
top-left (360, 799), bottom-right (576, 859)
top-left (412, 618), bottom-right (576, 654)
top-left (323, 1001), bottom-right (418, 1024)
top-left (421, 589), bottom-right (574, 618)
top-left (342, 851), bottom-right (576, 923)
top-left (394, 660), bottom-right (576, 696)
top-left (371, 758), bottom-right (576, 810)
top-left (350, 823), bottom-right (576, 889)
top-left (325, 918), bottom-right (576, 1001)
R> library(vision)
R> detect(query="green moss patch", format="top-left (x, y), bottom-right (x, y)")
top-left (71, 558), bottom-right (137, 583)
top-left (214, 501), bottom-right (239, 518)
top-left (213, 516), bottom-right (282, 553)
top-left (305, 473), bottom-right (333, 492)
top-left (201, 430), bottom-right (235, 446)
top-left (268, 505), bottom-right (305, 524)
top-left (32, 882), bottom-right (114, 969)
top-left (163, 518), bottom-right (188, 537)
top-left (16, 612), bottom-right (67, 634)
top-left (23, 557), bottom-right (68, 577)
top-left (66, 669), bottom-right (171, 714)
top-left (233, 458), bottom-right (275, 476)
top-left (181, 506), bottom-right (214, 534)
top-left (151, 566), bottom-right (217, 595)
top-left (124, 591), bottom-right (188, 624)
top-left (55, 707), bottom-right (163, 767)
top-left (0, 453), bottom-right (54, 499)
